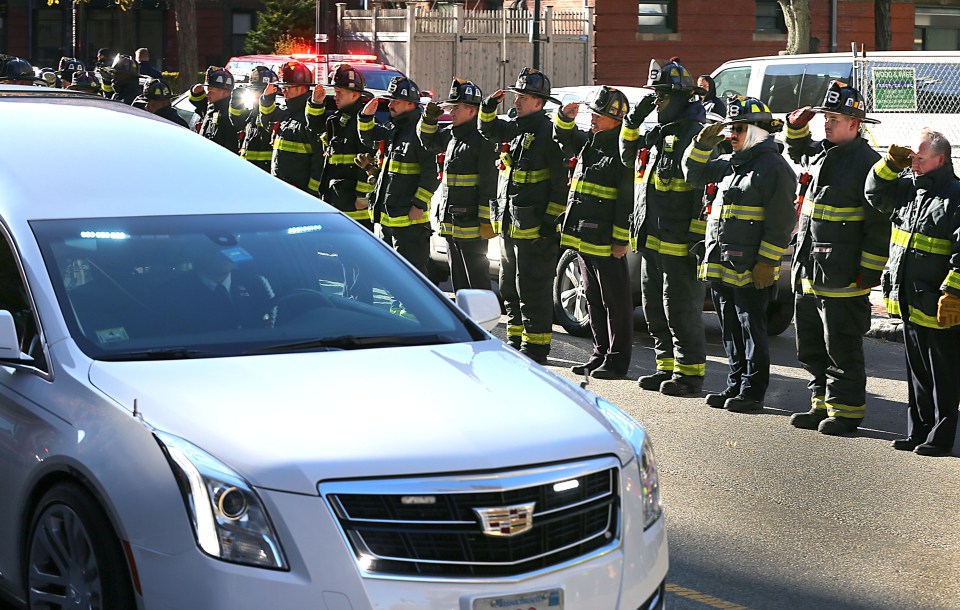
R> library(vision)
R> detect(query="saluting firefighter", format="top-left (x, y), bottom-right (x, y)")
top-left (190, 66), bottom-right (243, 154)
top-left (236, 66), bottom-right (279, 172)
top-left (554, 87), bottom-right (634, 379)
top-left (865, 128), bottom-right (960, 457)
top-left (307, 64), bottom-right (376, 230)
top-left (358, 76), bottom-right (439, 273)
top-left (259, 61), bottom-right (316, 192)
top-left (684, 97), bottom-right (796, 412)
top-left (478, 68), bottom-right (568, 364)
top-left (418, 78), bottom-right (498, 290)
top-left (621, 58), bottom-right (708, 395)
top-left (784, 81), bottom-right (888, 436)
top-left (135, 79), bottom-right (189, 128)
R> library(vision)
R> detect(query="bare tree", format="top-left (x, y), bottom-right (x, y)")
top-left (778, 0), bottom-right (811, 55)
top-left (173, 0), bottom-right (200, 91)
top-left (875, 0), bottom-right (892, 50)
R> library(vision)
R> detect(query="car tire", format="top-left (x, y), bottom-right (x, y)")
top-left (766, 299), bottom-right (794, 336)
top-left (553, 248), bottom-right (591, 338)
top-left (27, 483), bottom-right (136, 610)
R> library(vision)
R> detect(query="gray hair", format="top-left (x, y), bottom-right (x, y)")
top-left (920, 128), bottom-right (951, 158)
top-left (135, 48), bottom-right (150, 61)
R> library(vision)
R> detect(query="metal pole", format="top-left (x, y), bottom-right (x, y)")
top-left (532, 0), bottom-right (540, 70)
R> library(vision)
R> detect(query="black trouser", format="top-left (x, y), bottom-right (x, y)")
top-left (447, 237), bottom-right (490, 292)
top-left (640, 251), bottom-right (706, 379)
top-left (500, 235), bottom-right (557, 357)
top-left (579, 252), bottom-right (633, 373)
top-left (795, 293), bottom-right (870, 419)
top-left (903, 320), bottom-right (960, 451)
top-left (711, 281), bottom-right (770, 402)
top-left (382, 224), bottom-right (430, 274)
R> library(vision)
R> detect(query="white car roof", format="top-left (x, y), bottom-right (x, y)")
top-left (0, 87), bottom-right (331, 224)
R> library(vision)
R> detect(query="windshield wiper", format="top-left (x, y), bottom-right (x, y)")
top-left (99, 348), bottom-right (226, 361)
top-left (244, 333), bottom-right (458, 355)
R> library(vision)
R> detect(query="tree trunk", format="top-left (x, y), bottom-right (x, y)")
top-left (173, 0), bottom-right (199, 93)
top-left (778, 0), bottom-right (810, 55)
top-left (875, 0), bottom-right (892, 51)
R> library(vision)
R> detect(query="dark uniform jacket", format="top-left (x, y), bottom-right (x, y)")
top-left (787, 127), bottom-right (887, 298)
top-left (259, 91), bottom-right (314, 192)
top-left (358, 108), bottom-right (439, 228)
top-left (865, 160), bottom-right (960, 329)
top-left (553, 112), bottom-right (632, 257)
top-left (621, 102), bottom-right (706, 257)
top-left (478, 105), bottom-right (567, 239)
top-left (232, 91), bottom-right (273, 171)
top-left (419, 114), bottom-right (498, 240)
top-left (308, 98), bottom-right (374, 222)
top-left (191, 92), bottom-right (242, 154)
top-left (110, 78), bottom-right (141, 106)
top-left (155, 105), bottom-right (188, 128)
top-left (684, 136), bottom-right (797, 286)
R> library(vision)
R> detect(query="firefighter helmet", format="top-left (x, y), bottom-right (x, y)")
top-left (107, 54), bottom-right (139, 77)
top-left (586, 86), bottom-right (629, 121)
top-left (385, 76), bottom-right (420, 102)
top-left (247, 66), bottom-right (278, 89)
top-left (329, 63), bottom-right (366, 93)
top-left (0, 58), bottom-right (42, 83)
top-left (57, 57), bottom-right (84, 80)
top-left (277, 61), bottom-right (313, 86)
top-left (142, 78), bottom-right (173, 100)
top-left (443, 77), bottom-right (482, 106)
top-left (646, 58), bottom-right (705, 96)
top-left (812, 80), bottom-right (880, 124)
top-left (724, 96), bottom-right (783, 133)
top-left (67, 71), bottom-right (101, 93)
top-left (507, 67), bottom-right (561, 104)
top-left (39, 68), bottom-right (61, 88)
top-left (204, 66), bottom-right (235, 90)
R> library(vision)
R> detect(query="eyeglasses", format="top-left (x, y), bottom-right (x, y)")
top-left (729, 124), bottom-right (749, 133)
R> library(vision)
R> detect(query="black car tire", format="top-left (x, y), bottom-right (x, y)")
top-left (766, 299), bottom-right (795, 336)
top-left (27, 483), bottom-right (136, 610)
top-left (553, 248), bottom-right (591, 338)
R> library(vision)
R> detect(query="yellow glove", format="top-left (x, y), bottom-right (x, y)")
top-left (752, 262), bottom-right (777, 289)
top-left (479, 223), bottom-right (496, 240)
top-left (355, 153), bottom-right (379, 183)
top-left (696, 122), bottom-right (726, 149)
top-left (887, 144), bottom-right (913, 171)
top-left (937, 292), bottom-right (960, 328)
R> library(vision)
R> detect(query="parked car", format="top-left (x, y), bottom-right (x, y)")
top-left (0, 85), bottom-right (668, 610)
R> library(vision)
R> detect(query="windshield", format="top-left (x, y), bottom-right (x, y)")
top-left (356, 67), bottom-right (404, 91)
top-left (32, 213), bottom-right (477, 360)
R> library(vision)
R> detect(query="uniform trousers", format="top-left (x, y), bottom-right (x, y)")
top-left (579, 252), bottom-right (633, 374)
top-left (500, 235), bottom-right (557, 357)
top-left (903, 320), bottom-right (960, 451)
top-left (711, 282), bottom-right (770, 401)
top-left (381, 224), bottom-right (431, 274)
top-left (447, 238), bottom-right (490, 292)
top-left (640, 251), bottom-right (706, 379)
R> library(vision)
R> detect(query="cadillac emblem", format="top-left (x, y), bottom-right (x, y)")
top-left (473, 502), bottom-right (536, 537)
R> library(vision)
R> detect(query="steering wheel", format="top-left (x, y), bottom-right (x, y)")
top-left (265, 289), bottom-right (333, 325)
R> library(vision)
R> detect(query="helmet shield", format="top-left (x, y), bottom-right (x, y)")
top-left (248, 66), bottom-right (278, 89)
top-left (586, 86), bottom-right (628, 121)
top-left (277, 62), bottom-right (313, 86)
top-left (329, 63), bottom-right (367, 93)
top-left (204, 66), bottom-right (235, 90)
top-left (443, 77), bottom-right (483, 106)
top-left (646, 58), bottom-right (705, 96)
top-left (507, 67), bottom-right (561, 105)
top-left (724, 96), bottom-right (783, 133)
top-left (812, 80), bottom-right (880, 124)
top-left (385, 76), bottom-right (420, 102)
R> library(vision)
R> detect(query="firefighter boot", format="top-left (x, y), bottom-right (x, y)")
top-left (817, 416), bottom-right (860, 436)
top-left (790, 409), bottom-right (829, 430)
top-left (638, 371), bottom-right (672, 391)
top-left (660, 375), bottom-right (703, 397)
top-left (705, 387), bottom-right (739, 409)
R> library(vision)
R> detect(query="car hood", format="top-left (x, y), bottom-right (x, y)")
top-left (88, 340), bottom-right (629, 494)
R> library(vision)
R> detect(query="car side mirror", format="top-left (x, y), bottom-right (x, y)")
top-left (0, 311), bottom-right (22, 360)
top-left (455, 289), bottom-right (500, 332)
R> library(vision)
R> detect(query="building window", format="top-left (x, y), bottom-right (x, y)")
top-left (638, 2), bottom-right (675, 33)
top-left (232, 11), bottom-right (254, 56)
top-left (34, 8), bottom-right (64, 68)
top-left (915, 5), bottom-right (960, 50)
top-left (756, 1), bottom-right (786, 33)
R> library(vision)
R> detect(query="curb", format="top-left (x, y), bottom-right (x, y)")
top-left (867, 318), bottom-right (903, 343)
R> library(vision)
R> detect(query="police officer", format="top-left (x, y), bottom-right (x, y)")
top-left (785, 81), bottom-right (888, 435)
top-left (66, 71), bottom-right (101, 95)
top-left (0, 58), bottom-right (43, 86)
top-left (308, 64), bottom-right (376, 229)
top-left (236, 66), bottom-right (278, 171)
top-left (136, 79), bottom-right (188, 127)
top-left (419, 78), bottom-right (498, 289)
top-left (865, 128), bottom-right (960, 457)
top-left (684, 97), bottom-right (796, 412)
top-left (555, 86), bottom-right (634, 378)
top-left (621, 58), bottom-right (708, 395)
top-left (259, 61), bottom-right (315, 191)
top-left (478, 68), bottom-right (568, 364)
top-left (190, 66), bottom-right (243, 153)
top-left (104, 54), bottom-right (140, 105)
top-left (357, 76), bottom-right (438, 271)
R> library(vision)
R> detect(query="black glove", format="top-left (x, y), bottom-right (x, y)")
top-left (98, 69), bottom-right (113, 85)
top-left (626, 94), bottom-right (656, 126)
top-left (423, 101), bottom-right (443, 122)
top-left (481, 94), bottom-right (501, 113)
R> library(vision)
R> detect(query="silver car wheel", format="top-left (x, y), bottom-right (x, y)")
top-left (28, 503), bottom-right (103, 609)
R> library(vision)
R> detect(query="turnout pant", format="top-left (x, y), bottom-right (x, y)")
top-left (382, 224), bottom-right (431, 274)
top-left (794, 293), bottom-right (871, 420)
top-left (711, 281), bottom-right (770, 402)
top-left (579, 252), bottom-right (633, 374)
top-left (903, 321), bottom-right (960, 451)
top-left (640, 251), bottom-right (706, 379)
top-left (447, 237), bottom-right (490, 292)
top-left (500, 235), bottom-right (558, 358)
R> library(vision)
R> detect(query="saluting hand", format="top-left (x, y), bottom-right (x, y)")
top-left (312, 84), bottom-right (326, 103)
top-left (695, 122), bottom-right (726, 149)
top-left (887, 144), bottom-right (914, 170)
top-left (263, 83), bottom-right (278, 97)
top-left (560, 102), bottom-right (579, 120)
top-left (362, 98), bottom-right (379, 117)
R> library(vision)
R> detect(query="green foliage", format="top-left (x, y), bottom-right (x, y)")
top-left (244, 0), bottom-right (316, 54)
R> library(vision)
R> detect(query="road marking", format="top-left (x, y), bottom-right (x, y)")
top-left (666, 583), bottom-right (751, 610)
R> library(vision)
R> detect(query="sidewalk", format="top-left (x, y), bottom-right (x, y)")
top-left (866, 286), bottom-right (903, 342)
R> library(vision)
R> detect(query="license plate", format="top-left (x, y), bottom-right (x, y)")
top-left (472, 588), bottom-right (564, 610)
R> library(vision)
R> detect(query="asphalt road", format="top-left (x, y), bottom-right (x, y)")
top-left (492, 314), bottom-right (960, 610)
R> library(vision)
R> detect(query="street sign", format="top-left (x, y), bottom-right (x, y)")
top-left (872, 67), bottom-right (917, 112)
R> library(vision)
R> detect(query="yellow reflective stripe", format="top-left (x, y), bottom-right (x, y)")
top-left (884, 297), bottom-right (900, 316)
top-left (306, 103), bottom-right (325, 117)
top-left (513, 168), bottom-right (551, 184)
top-left (259, 102), bottom-right (276, 115)
top-left (572, 178), bottom-right (618, 199)
top-left (801, 279), bottom-right (870, 298)
top-left (509, 225), bottom-right (541, 239)
top-left (656, 357), bottom-right (675, 372)
top-left (507, 325), bottom-right (523, 338)
top-left (811, 395), bottom-right (827, 411)
top-left (308, 177), bottom-right (321, 192)
top-left (621, 125), bottom-right (640, 142)
top-left (419, 120), bottom-right (438, 134)
top-left (358, 116), bottom-right (375, 131)
top-left (346, 209), bottom-right (371, 221)
top-left (479, 205), bottom-right (491, 220)
top-left (560, 234), bottom-right (612, 257)
top-left (327, 154), bottom-right (356, 165)
top-left (241, 150), bottom-right (273, 161)
top-left (908, 305), bottom-right (945, 329)
top-left (674, 362), bottom-right (705, 377)
top-left (386, 159), bottom-right (422, 174)
top-left (380, 209), bottom-right (431, 227)
top-left (721, 205), bottom-right (766, 221)
top-left (522, 331), bottom-right (552, 345)
top-left (189, 91), bottom-right (205, 102)
top-left (480, 108), bottom-right (497, 122)
top-left (825, 401), bottom-right (865, 419)
top-left (943, 270), bottom-right (960, 291)
top-left (102, 82), bottom-right (114, 94)
top-left (613, 225), bottom-right (630, 241)
top-left (758, 240), bottom-right (787, 261)
top-left (873, 158), bottom-right (899, 181)
top-left (645, 235), bottom-right (688, 257)
top-left (491, 219), bottom-right (503, 233)
top-left (415, 187), bottom-right (434, 205)
top-left (273, 138), bottom-right (313, 154)
top-left (652, 173), bottom-right (694, 192)
top-left (860, 250), bottom-right (888, 271)
top-left (800, 201), bottom-right (865, 221)
top-left (687, 145), bottom-right (711, 164)
top-left (786, 124), bottom-right (810, 140)
top-left (356, 181), bottom-right (374, 194)
top-left (554, 112), bottom-right (576, 130)
top-left (229, 105), bottom-right (244, 117)
top-left (891, 226), bottom-right (951, 255)
top-left (440, 223), bottom-right (481, 239)
top-left (689, 219), bottom-right (707, 235)
top-left (700, 263), bottom-right (754, 286)
top-left (546, 202), bottom-right (565, 217)
top-left (443, 173), bottom-right (480, 187)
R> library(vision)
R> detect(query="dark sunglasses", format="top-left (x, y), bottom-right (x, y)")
top-left (729, 124), bottom-right (749, 133)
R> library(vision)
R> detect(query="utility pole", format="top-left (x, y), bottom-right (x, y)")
top-left (532, 0), bottom-right (540, 70)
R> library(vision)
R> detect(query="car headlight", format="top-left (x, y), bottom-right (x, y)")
top-left (594, 397), bottom-right (663, 529)
top-left (154, 431), bottom-right (287, 569)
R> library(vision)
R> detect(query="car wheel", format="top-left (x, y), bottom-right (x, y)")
top-left (553, 249), bottom-right (591, 338)
top-left (27, 483), bottom-right (136, 610)
top-left (766, 299), bottom-right (794, 336)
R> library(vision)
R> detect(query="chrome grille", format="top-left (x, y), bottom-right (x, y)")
top-left (321, 457), bottom-right (621, 579)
